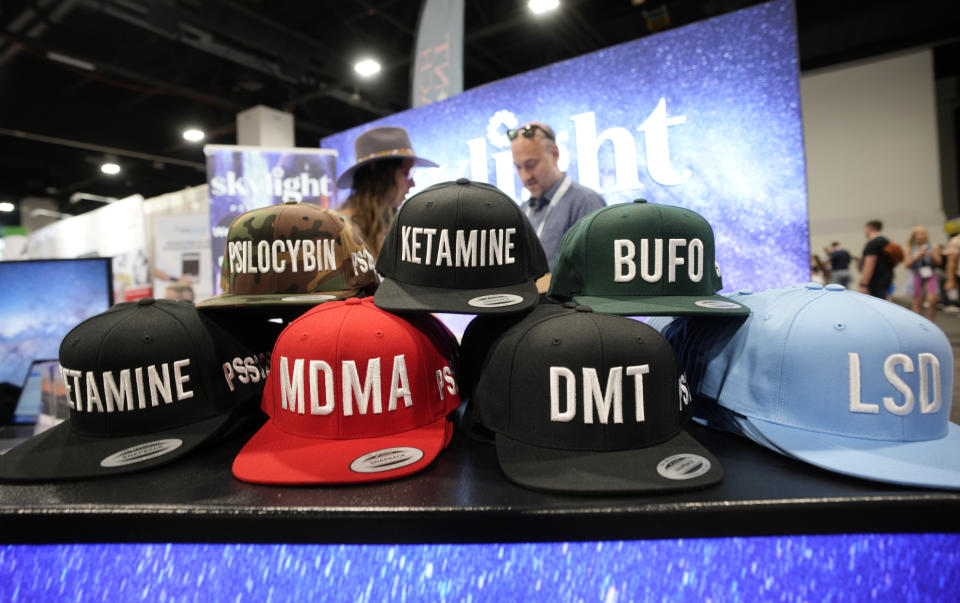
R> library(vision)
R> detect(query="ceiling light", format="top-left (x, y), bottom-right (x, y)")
top-left (100, 162), bottom-right (121, 175)
top-left (0, 202), bottom-right (15, 213)
top-left (354, 58), bottom-right (381, 78)
top-left (183, 128), bottom-right (205, 142)
top-left (529, 0), bottom-right (560, 14)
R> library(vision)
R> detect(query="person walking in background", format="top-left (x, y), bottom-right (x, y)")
top-left (858, 219), bottom-right (893, 299)
top-left (336, 126), bottom-right (438, 258)
top-left (943, 231), bottom-right (960, 312)
top-left (907, 226), bottom-right (942, 321)
top-left (823, 241), bottom-right (853, 288)
top-left (510, 122), bottom-right (605, 272)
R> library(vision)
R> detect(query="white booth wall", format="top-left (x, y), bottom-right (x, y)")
top-left (801, 49), bottom-right (944, 294)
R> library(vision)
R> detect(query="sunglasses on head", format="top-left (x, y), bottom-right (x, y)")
top-left (506, 124), bottom-right (556, 141)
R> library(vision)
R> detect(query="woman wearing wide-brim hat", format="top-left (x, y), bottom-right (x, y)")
top-left (337, 126), bottom-right (438, 258)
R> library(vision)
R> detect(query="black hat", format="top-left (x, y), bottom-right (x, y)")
top-left (374, 178), bottom-right (549, 314)
top-left (471, 303), bottom-right (723, 494)
top-left (0, 298), bottom-right (268, 481)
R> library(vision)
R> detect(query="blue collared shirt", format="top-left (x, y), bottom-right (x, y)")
top-left (525, 175), bottom-right (606, 271)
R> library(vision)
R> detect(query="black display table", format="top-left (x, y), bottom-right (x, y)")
top-left (1, 421), bottom-right (958, 544)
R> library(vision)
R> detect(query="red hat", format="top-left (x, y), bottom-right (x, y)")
top-left (232, 297), bottom-right (461, 484)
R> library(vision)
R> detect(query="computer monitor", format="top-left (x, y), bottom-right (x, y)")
top-left (12, 359), bottom-right (65, 427)
top-left (0, 258), bottom-right (114, 391)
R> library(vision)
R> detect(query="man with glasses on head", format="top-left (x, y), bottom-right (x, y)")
top-left (510, 122), bottom-right (606, 274)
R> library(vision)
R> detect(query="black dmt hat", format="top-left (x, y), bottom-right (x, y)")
top-left (0, 298), bottom-right (268, 481)
top-left (374, 178), bottom-right (549, 314)
top-left (471, 303), bottom-right (723, 494)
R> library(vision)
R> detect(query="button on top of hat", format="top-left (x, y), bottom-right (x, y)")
top-left (825, 284), bottom-right (845, 291)
top-left (283, 199), bottom-right (298, 205)
top-left (575, 304), bottom-right (593, 312)
top-left (345, 297), bottom-right (362, 305)
top-left (805, 282), bottom-right (824, 290)
top-left (137, 298), bottom-right (155, 306)
top-left (632, 198), bottom-right (648, 204)
top-left (455, 177), bottom-right (470, 185)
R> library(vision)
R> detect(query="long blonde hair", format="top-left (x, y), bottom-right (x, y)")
top-left (907, 226), bottom-right (929, 249)
top-left (340, 158), bottom-right (401, 257)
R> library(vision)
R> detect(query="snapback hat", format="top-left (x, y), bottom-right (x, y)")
top-left (471, 303), bottom-right (722, 494)
top-left (232, 297), bottom-right (461, 485)
top-left (0, 298), bottom-right (268, 481)
top-left (374, 179), bottom-right (549, 314)
top-left (548, 199), bottom-right (748, 316)
top-left (198, 201), bottom-right (378, 309)
top-left (657, 283), bottom-right (960, 490)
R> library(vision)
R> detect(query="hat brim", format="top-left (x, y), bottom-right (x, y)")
top-left (0, 412), bottom-right (234, 481)
top-left (569, 293), bottom-right (750, 317)
top-left (373, 277), bottom-right (541, 315)
top-left (336, 156), bottom-right (439, 189)
top-left (231, 415), bottom-right (454, 485)
top-left (196, 288), bottom-right (368, 310)
top-left (746, 416), bottom-right (960, 490)
top-left (494, 429), bottom-right (723, 494)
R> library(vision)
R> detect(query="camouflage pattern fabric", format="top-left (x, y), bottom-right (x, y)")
top-left (198, 202), bottom-right (378, 308)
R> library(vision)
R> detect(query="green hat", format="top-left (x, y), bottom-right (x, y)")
top-left (548, 199), bottom-right (749, 316)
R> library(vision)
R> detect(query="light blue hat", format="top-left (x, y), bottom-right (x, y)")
top-left (650, 282), bottom-right (960, 490)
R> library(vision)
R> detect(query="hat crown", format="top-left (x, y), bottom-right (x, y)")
top-left (474, 308), bottom-right (687, 451)
top-left (376, 180), bottom-right (549, 290)
top-left (58, 299), bottom-right (264, 437)
top-left (262, 299), bottom-right (461, 438)
top-left (354, 126), bottom-right (415, 159)
top-left (688, 285), bottom-right (954, 441)
top-left (551, 201), bottom-right (723, 299)
top-left (216, 202), bottom-right (377, 301)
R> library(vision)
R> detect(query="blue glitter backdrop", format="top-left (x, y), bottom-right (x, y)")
top-left (3, 534), bottom-right (958, 601)
top-left (322, 0), bottom-right (808, 295)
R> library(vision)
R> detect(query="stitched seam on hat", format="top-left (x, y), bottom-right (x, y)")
top-left (870, 302), bottom-right (907, 440)
top-left (655, 205), bottom-right (665, 296)
top-left (333, 303), bottom-right (350, 438)
top-left (455, 184), bottom-right (465, 290)
top-left (776, 290), bottom-right (824, 426)
top-left (579, 210), bottom-right (597, 295)
top-left (504, 311), bottom-right (566, 439)
top-left (586, 312), bottom-right (610, 450)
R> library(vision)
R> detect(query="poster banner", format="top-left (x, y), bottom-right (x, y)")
top-left (151, 213), bottom-right (214, 303)
top-left (204, 145), bottom-right (338, 296)
top-left (323, 0), bottom-right (807, 295)
top-left (411, 0), bottom-right (464, 107)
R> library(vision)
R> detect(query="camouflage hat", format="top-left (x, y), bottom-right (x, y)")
top-left (198, 201), bottom-right (378, 309)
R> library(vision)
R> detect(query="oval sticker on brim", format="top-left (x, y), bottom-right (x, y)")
top-left (100, 439), bottom-right (184, 468)
top-left (349, 447), bottom-right (425, 474)
top-left (467, 294), bottom-right (524, 308)
top-left (656, 453), bottom-right (712, 480)
top-left (694, 300), bottom-right (742, 310)
top-left (280, 294), bottom-right (338, 302)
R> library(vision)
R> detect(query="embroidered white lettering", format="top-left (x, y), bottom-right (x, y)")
top-left (549, 364), bottom-right (651, 424)
top-left (918, 353), bottom-right (942, 413)
top-left (550, 366), bottom-right (577, 422)
top-left (60, 360), bottom-right (193, 414)
top-left (278, 354), bottom-right (415, 416)
top-left (883, 353), bottom-right (915, 415)
top-left (582, 367), bottom-right (623, 424)
top-left (308, 360), bottom-right (334, 415)
top-left (611, 238), bottom-right (704, 284)
top-left (850, 352), bottom-right (944, 415)
top-left (342, 358), bottom-right (382, 416)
